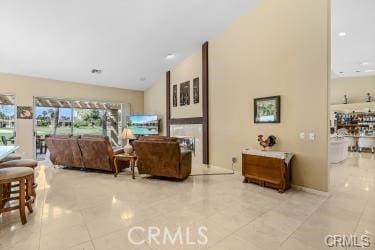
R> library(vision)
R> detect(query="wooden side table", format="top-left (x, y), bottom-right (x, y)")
top-left (114, 154), bottom-right (137, 178)
top-left (242, 148), bottom-right (294, 193)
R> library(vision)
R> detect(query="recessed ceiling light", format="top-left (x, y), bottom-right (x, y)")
top-left (361, 61), bottom-right (374, 67)
top-left (355, 70), bottom-right (361, 73)
top-left (165, 53), bottom-right (175, 60)
top-left (364, 69), bottom-right (375, 73)
top-left (339, 72), bottom-right (344, 74)
top-left (91, 69), bottom-right (102, 74)
top-left (140, 77), bottom-right (146, 81)
top-left (338, 32), bottom-right (347, 37)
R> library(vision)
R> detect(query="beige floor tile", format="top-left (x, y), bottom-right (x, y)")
top-left (210, 234), bottom-right (260, 250)
top-left (92, 227), bottom-right (151, 250)
top-left (234, 214), bottom-right (293, 250)
top-left (68, 241), bottom-right (95, 250)
top-left (291, 223), bottom-right (339, 249)
top-left (279, 237), bottom-right (330, 250)
top-left (0, 153), bottom-right (374, 249)
top-left (40, 209), bottom-right (85, 235)
top-left (39, 224), bottom-right (91, 250)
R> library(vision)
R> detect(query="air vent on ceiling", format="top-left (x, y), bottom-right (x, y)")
top-left (91, 69), bottom-right (102, 74)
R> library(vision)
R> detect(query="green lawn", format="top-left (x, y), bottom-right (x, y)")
top-left (1, 127), bottom-right (105, 137)
top-left (0, 128), bottom-right (14, 145)
top-left (36, 126), bottom-right (104, 136)
top-left (0, 128), bottom-right (14, 137)
top-left (1, 126), bottom-right (118, 146)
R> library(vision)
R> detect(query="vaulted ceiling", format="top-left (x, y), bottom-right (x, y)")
top-left (331, 0), bottom-right (375, 78)
top-left (0, 0), bottom-right (258, 90)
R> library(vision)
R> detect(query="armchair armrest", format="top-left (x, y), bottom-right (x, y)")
top-left (180, 151), bottom-right (191, 160)
top-left (179, 151), bottom-right (192, 179)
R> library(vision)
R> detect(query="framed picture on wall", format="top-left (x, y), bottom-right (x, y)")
top-left (172, 84), bottom-right (177, 107)
top-left (180, 81), bottom-right (190, 106)
top-left (193, 77), bottom-right (199, 104)
top-left (17, 106), bottom-right (34, 119)
top-left (254, 96), bottom-right (281, 123)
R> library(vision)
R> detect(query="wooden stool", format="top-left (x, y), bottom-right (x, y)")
top-left (0, 160), bottom-right (38, 198)
top-left (0, 167), bottom-right (34, 225)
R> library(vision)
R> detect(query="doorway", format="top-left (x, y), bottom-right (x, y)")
top-left (329, 0), bottom-right (375, 190)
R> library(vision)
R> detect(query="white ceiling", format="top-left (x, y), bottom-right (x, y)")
top-left (331, 0), bottom-right (375, 78)
top-left (0, 0), bottom-right (258, 90)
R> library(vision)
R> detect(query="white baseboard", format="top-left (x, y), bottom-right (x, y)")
top-left (291, 184), bottom-right (331, 197)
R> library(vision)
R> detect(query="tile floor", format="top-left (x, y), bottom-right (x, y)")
top-left (0, 152), bottom-right (374, 250)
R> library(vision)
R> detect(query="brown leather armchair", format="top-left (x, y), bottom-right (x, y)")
top-left (133, 137), bottom-right (192, 180)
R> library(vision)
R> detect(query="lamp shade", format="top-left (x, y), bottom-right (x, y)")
top-left (122, 128), bottom-right (136, 140)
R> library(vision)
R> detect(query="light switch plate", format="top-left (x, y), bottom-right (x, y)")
top-left (299, 132), bottom-right (305, 140)
top-left (309, 133), bottom-right (315, 140)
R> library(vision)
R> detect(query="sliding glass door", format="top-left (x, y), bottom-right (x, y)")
top-left (34, 97), bottom-right (124, 159)
top-left (35, 107), bottom-right (73, 136)
top-left (73, 108), bottom-right (105, 136)
top-left (0, 94), bottom-right (16, 146)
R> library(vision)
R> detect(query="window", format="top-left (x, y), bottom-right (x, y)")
top-left (34, 97), bottom-right (125, 159)
top-left (0, 94), bottom-right (16, 146)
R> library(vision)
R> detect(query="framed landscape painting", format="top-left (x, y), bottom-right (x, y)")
top-left (254, 96), bottom-right (280, 123)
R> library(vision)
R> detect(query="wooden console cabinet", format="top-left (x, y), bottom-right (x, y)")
top-left (242, 149), bottom-right (294, 193)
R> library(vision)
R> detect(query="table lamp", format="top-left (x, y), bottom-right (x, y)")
top-left (122, 128), bottom-right (136, 154)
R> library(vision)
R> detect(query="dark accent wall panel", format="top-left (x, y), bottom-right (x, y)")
top-left (202, 41), bottom-right (209, 164)
top-left (170, 117), bottom-right (204, 124)
top-left (166, 71), bottom-right (171, 136)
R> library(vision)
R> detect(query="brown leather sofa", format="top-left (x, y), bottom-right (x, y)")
top-left (133, 136), bottom-right (192, 180)
top-left (46, 136), bottom-right (128, 172)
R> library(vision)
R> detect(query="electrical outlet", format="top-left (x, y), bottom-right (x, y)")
top-left (232, 157), bottom-right (237, 164)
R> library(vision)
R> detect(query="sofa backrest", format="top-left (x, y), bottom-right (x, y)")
top-left (133, 140), bottom-right (181, 177)
top-left (138, 135), bottom-right (178, 142)
top-left (46, 136), bottom-right (84, 167)
top-left (78, 136), bottom-right (115, 171)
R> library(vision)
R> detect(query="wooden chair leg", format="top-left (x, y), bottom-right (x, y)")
top-left (26, 176), bottom-right (33, 214)
top-left (30, 174), bottom-right (36, 199)
top-left (1, 184), bottom-right (5, 209)
top-left (19, 178), bottom-right (27, 225)
top-left (5, 183), bottom-right (10, 201)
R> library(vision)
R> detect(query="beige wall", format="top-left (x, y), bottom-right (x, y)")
top-left (0, 73), bottom-right (144, 158)
top-left (144, 75), bottom-right (167, 135)
top-left (331, 76), bottom-right (375, 104)
top-left (144, 0), bottom-right (330, 191)
top-left (170, 49), bottom-right (203, 119)
top-left (209, 0), bottom-right (329, 191)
